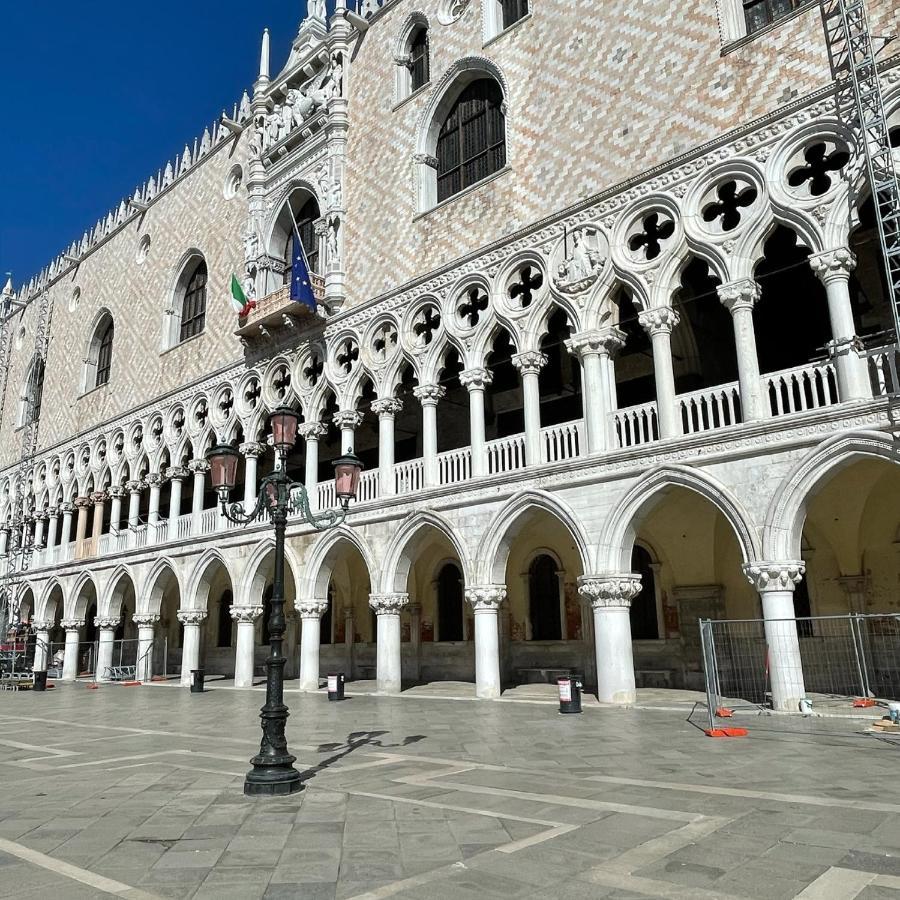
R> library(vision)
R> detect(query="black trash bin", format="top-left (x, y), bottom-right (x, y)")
top-left (558, 673), bottom-right (583, 715)
top-left (33, 670), bottom-right (48, 692)
top-left (190, 669), bottom-right (205, 693)
top-left (327, 672), bottom-right (345, 701)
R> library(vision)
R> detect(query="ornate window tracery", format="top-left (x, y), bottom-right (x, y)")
top-left (96, 320), bottom-right (114, 388)
top-left (180, 261), bottom-right (207, 342)
top-left (282, 196), bottom-right (320, 280)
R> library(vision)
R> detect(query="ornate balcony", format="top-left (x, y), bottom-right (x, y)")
top-left (235, 277), bottom-right (325, 345)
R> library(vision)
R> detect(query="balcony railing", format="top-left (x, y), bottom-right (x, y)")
top-left (679, 382), bottom-right (742, 435)
top-left (766, 360), bottom-right (838, 416)
top-left (18, 354), bottom-right (894, 573)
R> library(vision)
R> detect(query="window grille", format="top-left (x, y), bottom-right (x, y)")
top-left (436, 80), bottom-right (506, 203)
top-left (96, 321), bottom-right (114, 387)
top-left (409, 27), bottom-right (429, 91)
top-left (501, 0), bottom-right (528, 29)
top-left (743, 0), bottom-right (805, 34)
top-left (180, 262), bottom-right (208, 342)
top-left (283, 197), bottom-right (320, 283)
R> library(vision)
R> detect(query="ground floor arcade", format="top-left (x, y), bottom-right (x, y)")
top-left (21, 428), bottom-right (900, 711)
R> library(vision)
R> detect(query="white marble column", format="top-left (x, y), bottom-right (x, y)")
top-left (300, 423), bottom-right (327, 512)
top-left (460, 368), bottom-right (492, 477)
top-left (372, 398), bottom-right (402, 496)
top-left (74, 497), bottom-right (91, 555)
top-left (188, 460), bottom-right (208, 535)
top-left (718, 279), bottom-right (766, 422)
top-left (297, 600), bottom-right (328, 691)
top-left (45, 509), bottom-right (59, 552)
top-left (408, 602), bottom-right (422, 682)
top-left (107, 487), bottom-right (124, 542)
top-left (638, 308), bottom-right (681, 440)
top-left (369, 593), bottom-right (409, 693)
top-left (146, 473), bottom-right (163, 543)
top-left (31, 619), bottom-right (52, 672)
top-left (744, 562), bottom-right (807, 712)
top-left (465, 586), bottom-right (506, 699)
top-left (95, 617), bottom-right (119, 682)
top-left (177, 610), bottom-right (208, 687)
top-left (0, 527), bottom-right (8, 556)
top-left (333, 409), bottom-right (363, 456)
top-left (231, 605), bottom-right (263, 688)
top-left (133, 614), bottom-right (159, 682)
top-left (578, 574), bottom-right (641, 705)
top-left (165, 467), bottom-right (189, 542)
top-left (809, 248), bottom-right (871, 402)
top-left (512, 351), bottom-right (548, 466)
top-left (566, 328), bottom-right (625, 454)
top-left (90, 492), bottom-right (106, 543)
top-left (344, 604), bottom-right (355, 679)
top-left (413, 385), bottom-right (445, 487)
top-left (239, 443), bottom-right (266, 509)
top-left (125, 481), bottom-right (142, 547)
top-left (60, 619), bottom-right (82, 681)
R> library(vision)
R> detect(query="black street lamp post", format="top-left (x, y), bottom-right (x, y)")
top-left (207, 406), bottom-right (363, 797)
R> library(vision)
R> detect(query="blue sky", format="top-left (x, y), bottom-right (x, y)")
top-left (1, 3), bottom-right (334, 287)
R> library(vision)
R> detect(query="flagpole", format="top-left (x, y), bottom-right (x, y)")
top-left (285, 195), bottom-right (315, 275)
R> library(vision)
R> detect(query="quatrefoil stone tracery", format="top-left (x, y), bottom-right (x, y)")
top-left (302, 353), bottom-right (324, 388)
top-left (627, 212), bottom-right (676, 262)
top-left (701, 180), bottom-right (758, 232)
top-left (411, 306), bottom-right (441, 349)
top-left (336, 339), bottom-right (360, 375)
top-left (372, 322), bottom-right (398, 363)
top-left (507, 265), bottom-right (543, 310)
top-left (786, 141), bottom-right (850, 198)
top-left (457, 286), bottom-right (489, 328)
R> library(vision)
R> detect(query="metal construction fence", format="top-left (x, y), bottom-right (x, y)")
top-left (0, 635), bottom-right (172, 687)
top-left (700, 613), bottom-right (900, 731)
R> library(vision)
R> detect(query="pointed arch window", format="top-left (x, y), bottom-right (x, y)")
top-left (180, 261), bottom-right (207, 341)
top-left (283, 197), bottom-right (320, 282)
top-left (409, 26), bottom-right (430, 92)
top-left (19, 357), bottom-right (45, 427)
top-left (96, 320), bottom-right (114, 388)
top-left (436, 79), bottom-right (506, 203)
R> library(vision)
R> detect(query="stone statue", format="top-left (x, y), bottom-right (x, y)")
top-left (327, 215), bottom-right (340, 264)
top-left (243, 222), bottom-right (260, 262)
top-left (307, 0), bottom-right (326, 19)
top-left (556, 227), bottom-right (605, 292)
top-left (329, 52), bottom-right (344, 99)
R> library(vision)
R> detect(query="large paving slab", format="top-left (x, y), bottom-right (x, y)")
top-left (0, 683), bottom-right (899, 899)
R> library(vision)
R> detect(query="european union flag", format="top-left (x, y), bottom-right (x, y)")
top-left (290, 237), bottom-right (316, 311)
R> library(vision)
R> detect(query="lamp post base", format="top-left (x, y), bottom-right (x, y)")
top-left (243, 769), bottom-right (303, 796)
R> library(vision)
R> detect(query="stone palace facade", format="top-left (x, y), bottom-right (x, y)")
top-left (3, 0), bottom-right (900, 708)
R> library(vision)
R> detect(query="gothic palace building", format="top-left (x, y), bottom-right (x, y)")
top-left (3, 0), bottom-right (900, 709)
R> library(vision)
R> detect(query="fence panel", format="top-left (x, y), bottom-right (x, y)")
top-left (701, 614), bottom-right (900, 715)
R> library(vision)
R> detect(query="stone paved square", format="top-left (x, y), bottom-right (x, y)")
top-left (1, 684), bottom-right (900, 898)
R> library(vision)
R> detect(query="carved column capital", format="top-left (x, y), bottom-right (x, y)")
top-left (90, 491), bottom-right (108, 505)
top-left (565, 327), bottom-right (626, 359)
top-left (61, 619), bottom-right (83, 631)
top-left (296, 599), bottom-right (329, 619)
top-left (371, 397), bottom-right (404, 417)
top-left (132, 614), bottom-right (160, 628)
top-left (107, 486), bottom-right (126, 500)
top-left (299, 422), bottom-right (329, 441)
top-left (145, 472), bottom-right (164, 488)
top-left (577, 574), bottom-right (642, 609)
top-left (177, 609), bottom-right (208, 626)
top-left (188, 459), bottom-right (210, 475)
top-left (743, 561), bottom-right (805, 593)
top-left (369, 593), bottom-right (410, 615)
top-left (94, 616), bottom-right (121, 630)
top-left (60, 502), bottom-right (75, 514)
top-left (717, 278), bottom-right (761, 314)
top-left (465, 585), bottom-right (507, 611)
top-left (809, 246), bottom-right (856, 283)
top-left (47, 506), bottom-right (60, 518)
top-left (333, 409), bottom-right (364, 430)
top-left (124, 480), bottom-right (144, 494)
top-left (460, 368), bottom-right (493, 391)
top-left (511, 350), bottom-right (548, 376)
top-left (638, 307), bottom-right (680, 336)
top-left (165, 466), bottom-right (190, 482)
top-left (413, 384), bottom-right (446, 406)
top-left (31, 619), bottom-right (53, 631)
top-left (230, 605), bottom-right (264, 623)
top-left (73, 496), bottom-right (92, 510)
top-left (238, 442), bottom-right (267, 458)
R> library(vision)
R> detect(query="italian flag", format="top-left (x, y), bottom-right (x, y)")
top-left (230, 274), bottom-right (256, 316)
